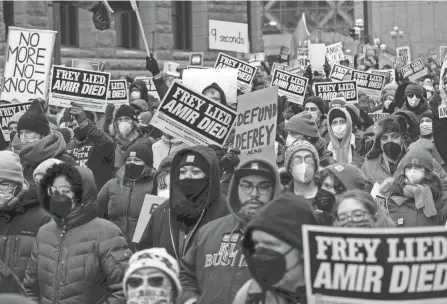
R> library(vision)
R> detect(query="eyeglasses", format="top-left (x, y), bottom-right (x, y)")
top-left (290, 156), bottom-right (315, 166)
top-left (47, 186), bottom-right (73, 197)
top-left (336, 209), bottom-right (370, 226)
top-left (407, 94), bottom-right (422, 99)
top-left (239, 182), bottom-right (273, 195)
top-left (127, 275), bottom-right (167, 288)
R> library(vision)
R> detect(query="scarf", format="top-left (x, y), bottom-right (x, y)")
top-left (327, 133), bottom-right (355, 164)
top-left (403, 184), bottom-right (437, 217)
top-left (19, 132), bottom-right (66, 167)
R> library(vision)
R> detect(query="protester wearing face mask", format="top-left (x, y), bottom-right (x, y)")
top-left (303, 96), bottom-right (329, 142)
top-left (97, 141), bottom-right (154, 251)
top-left (179, 159), bottom-right (281, 304)
top-left (423, 79), bottom-right (435, 101)
top-left (139, 146), bottom-right (229, 260)
top-left (6, 111), bottom-right (24, 146)
top-left (0, 152), bottom-right (52, 282)
top-left (419, 110), bottom-right (434, 142)
top-left (380, 91), bottom-right (398, 114)
top-left (327, 106), bottom-right (358, 165)
top-left (24, 163), bottom-right (132, 304)
top-left (233, 193), bottom-right (318, 304)
top-left (333, 190), bottom-right (395, 228)
top-left (152, 132), bottom-right (189, 170)
top-left (402, 83), bottom-right (429, 120)
top-left (123, 248), bottom-right (182, 304)
top-left (130, 80), bottom-right (150, 104)
top-left (380, 146), bottom-right (447, 227)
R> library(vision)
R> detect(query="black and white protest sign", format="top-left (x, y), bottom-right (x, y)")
top-left (133, 195), bottom-right (167, 243)
top-left (106, 79), bottom-right (128, 106)
top-left (439, 105), bottom-right (447, 119)
top-left (326, 42), bottom-right (344, 66)
top-left (209, 20), bottom-right (249, 53)
top-left (289, 58), bottom-right (308, 74)
top-left (1, 27), bottom-right (56, 103)
top-left (369, 112), bottom-right (390, 123)
top-left (314, 81), bottom-right (358, 103)
top-left (0, 102), bottom-right (31, 141)
top-left (163, 61), bottom-right (180, 77)
top-left (372, 69), bottom-right (396, 84)
top-left (189, 52), bottom-right (204, 66)
top-left (150, 82), bottom-right (237, 147)
top-left (401, 58), bottom-right (428, 82)
top-left (214, 52), bottom-right (257, 93)
top-left (49, 65), bottom-right (111, 113)
top-left (329, 64), bottom-right (354, 81)
top-left (351, 70), bottom-right (385, 100)
top-left (72, 59), bottom-right (100, 71)
top-left (248, 52), bottom-right (265, 67)
top-left (271, 69), bottom-right (308, 105)
top-left (234, 87), bottom-right (277, 164)
top-left (303, 225), bottom-right (447, 304)
top-left (271, 62), bottom-right (287, 73)
top-left (134, 76), bottom-right (160, 100)
top-left (397, 46), bottom-right (411, 65)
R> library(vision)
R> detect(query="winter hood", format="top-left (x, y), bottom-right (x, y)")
top-left (19, 131), bottom-right (67, 167)
top-left (130, 79), bottom-right (149, 103)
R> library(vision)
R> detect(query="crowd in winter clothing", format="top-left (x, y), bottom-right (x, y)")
top-left (1, 51), bottom-right (447, 304)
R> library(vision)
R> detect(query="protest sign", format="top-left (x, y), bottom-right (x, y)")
top-left (182, 68), bottom-right (238, 105)
top-left (401, 58), bottom-right (428, 82)
top-left (440, 46), bottom-right (447, 64)
top-left (350, 70), bottom-right (385, 100)
top-left (303, 225), bottom-right (447, 304)
top-left (271, 62), bottom-right (288, 73)
top-left (234, 87), bottom-right (277, 163)
top-left (326, 42), bottom-right (344, 66)
top-left (72, 59), bottom-right (100, 71)
top-left (369, 112), bottom-right (390, 122)
top-left (418, 49), bottom-right (436, 64)
top-left (289, 57), bottom-right (308, 74)
top-left (1, 27), bottom-right (56, 103)
top-left (397, 46), bottom-right (411, 65)
top-left (329, 64), bottom-right (354, 81)
top-left (49, 65), bottom-right (111, 113)
top-left (0, 102), bottom-right (31, 141)
top-left (372, 69), bottom-right (396, 84)
top-left (248, 52), bottom-right (265, 67)
top-left (314, 81), bottom-right (358, 103)
top-left (189, 52), bottom-right (204, 66)
top-left (214, 52), bottom-right (256, 94)
top-left (297, 47), bottom-right (308, 57)
top-left (106, 79), bottom-right (128, 106)
top-left (187, 66), bottom-right (208, 70)
top-left (279, 46), bottom-right (290, 61)
top-left (344, 54), bottom-right (355, 68)
top-left (209, 20), bottom-right (249, 53)
top-left (439, 105), bottom-right (447, 119)
top-left (132, 195), bottom-right (167, 243)
top-left (271, 69), bottom-right (308, 105)
top-left (134, 76), bottom-right (160, 100)
top-left (163, 61), bottom-right (180, 77)
top-left (150, 82), bottom-right (237, 147)
top-left (308, 43), bottom-right (326, 73)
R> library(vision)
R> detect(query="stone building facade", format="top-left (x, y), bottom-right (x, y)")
top-left (0, 1), bottom-right (263, 77)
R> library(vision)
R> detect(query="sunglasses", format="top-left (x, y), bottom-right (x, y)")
top-left (407, 94), bottom-right (422, 99)
top-left (127, 275), bottom-right (167, 288)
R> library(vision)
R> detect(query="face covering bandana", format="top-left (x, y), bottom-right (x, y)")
top-left (406, 169), bottom-right (425, 185)
top-left (332, 124), bottom-right (347, 139)
top-left (131, 91), bottom-right (141, 100)
top-left (126, 163), bottom-right (145, 180)
top-left (314, 188), bottom-right (335, 212)
top-left (291, 163), bottom-right (314, 184)
top-left (420, 122), bottom-right (433, 136)
top-left (178, 177), bottom-right (208, 199)
top-left (407, 96), bottom-right (420, 107)
top-left (127, 287), bottom-right (172, 304)
top-left (118, 122), bottom-right (133, 137)
top-left (48, 193), bottom-right (73, 219)
top-left (382, 142), bottom-right (402, 160)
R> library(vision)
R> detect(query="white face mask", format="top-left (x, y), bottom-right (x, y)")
top-left (332, 124), bottom-right (347, 139)
top-left (407, 96), bottom-right (420, 107)
top-left (286, 135), bottom-right (297, 147)
top-left (118, 121), bottom-right (133, 136)
top-left (291, 163), bottom-right (314, 184)
top-left (406, 169), bottom-right (424, 185)
top-left (420, 122), bottom-right (433, 136)
top-left (131, 91), bottom-right (141, 100)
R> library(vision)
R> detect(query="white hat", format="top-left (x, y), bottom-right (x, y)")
top-left (123, 248), bottom-right (182, 301)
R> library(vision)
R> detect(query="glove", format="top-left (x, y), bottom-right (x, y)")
top-left (69, 102), bottom-right (87, 123)
top-left (220, 149), bottom-right (240, 174)
top-left (146, 54), bottom-right (160, 76)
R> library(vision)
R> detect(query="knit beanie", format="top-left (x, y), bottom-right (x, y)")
top-left (131, 99), bottom-right (149, 112)
top-left (55, 127), bottom-right (73, 145)
top-left (33, 158), bottom-right (63, 181)
top-left (138, 111), bottom-right (153, 126)
top-left (383, 82), bottom-right (398, 93)
top-left (125, 140), bottom-right (154, 167)
top-left (17, 99), bottom-right (50, 136)
top-left (328, 107), bottom-right (347, 124)
top-left (329, 95), bottom-right (346, 109)
top-left (303, 96), bottom-right (326, 115)
top-left (178, 151), bottom-right (209, 175)
top-left (399, 142), bottom-right (433, 172)
top-left (421, 110), bottom-right (432, 120)
top-left (404, 83), bottom-right (424, 99)
top-left (326, 164), bottom-right (368, 191)
top-left (286, 112), bottom-right (319, 138)
top-left (7, 112), bottom-right (24, 128)
top-left (284, 140), bottom-right (320, 173)
top-left (344, 103), bottom-right (360, 126)
top-left (234, 160), bottom-right (274, 181)
top-left (242, 193), bottom-right (318, 251)
top-left (123, 248), bottom-right (182, 302)
top-left (0, 151), bottom-right (24, 185)
top-left (115, 105), bottom-right (138, 122)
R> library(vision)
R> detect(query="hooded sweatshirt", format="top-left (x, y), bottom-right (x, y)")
top-left (179, 158), bottom-right (282, 304)
top-left (130, 80), bottom-right (150, 104)
top-left (327, 107), bottom-right (356, 165)
top-left (202, 82), bottom-right (227, 106)
top-left (139, 146), bottom-right (229, 260)
top-left (152, 135), bottom-right (189, 170)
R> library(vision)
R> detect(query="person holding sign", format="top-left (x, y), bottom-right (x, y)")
top-left (179, 159), bottom-right (282, 304)
top-left (233, 193), bottom-right (318, 304)
top-left (401, 83), bottom-right (429, 120)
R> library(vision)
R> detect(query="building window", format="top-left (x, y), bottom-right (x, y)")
top-left (172, 1), bottom-right (192, 50)
top-left (60, 3), bottom-right (79, 46)
top-left (116, 11), bottom-right (139, 49)
top-left (3, 1), bottom-right (14, 40)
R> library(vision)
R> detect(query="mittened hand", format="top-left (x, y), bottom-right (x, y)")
top-left (145, 54), bottom-right (160, 76)
top-left (220, 149), bottom-right (241, 174)
top-left (69, 102), bottom-right (87, 123)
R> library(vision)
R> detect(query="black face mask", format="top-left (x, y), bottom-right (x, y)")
top-left (315, 188), bottom-right (336, 212)
top-left (382, 142), bottom-right (402, 160)
top-left (178, 177), bottom-right (208, 199)
top-left (125, 163), bottom-right (145, 180)
top-left (49, 193), bottom-right (73, 219)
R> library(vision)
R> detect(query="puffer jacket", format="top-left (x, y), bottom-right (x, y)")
top-left (23, 166), bottom-right (131, 304)
top-left (152, 135), bottom-right (189, 170)
top-left (0, 259), bottom-right (26, 295)
top-left (179, 158), bottom-right (283, 304)
top-left (97, 168), bottom-right (154, 251)
top-left (0, 181), bottom-right (52, 281)
top-left (233, 280), bottom-right (307, 304)
top-left (139, 146), bottom-right (229, 260)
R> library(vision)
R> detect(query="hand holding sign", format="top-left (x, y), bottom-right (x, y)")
top-left (69, 102), bottom-right (87, 123)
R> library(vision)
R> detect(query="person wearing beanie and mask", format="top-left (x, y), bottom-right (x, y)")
top-left (402, 83), bottom-right (429, 120)
top-left (327, 106), bottom-right (358, 165)
top-left (111, 104), bottom-right (155, 170)
top-left (24, 163), bottom-right (132, 304)
top-left (0, 151), bottom-right (52, 282)
top-left (152, 132), bottom-right (189, 170)
top-left (179, 159), bottom-right (282, 304)
top-left (303, 96), bottom-right (329, 143)
top-left (124, 248), bottom-right (182, 304)
top-left (233, 193), bottom-right (319, 304)
top-left (65, 102), bottom-right (115, 191)
top-left (97, 140), bottom-right (155, 251)
top-left (139, 146), bottom-right (229, 260)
